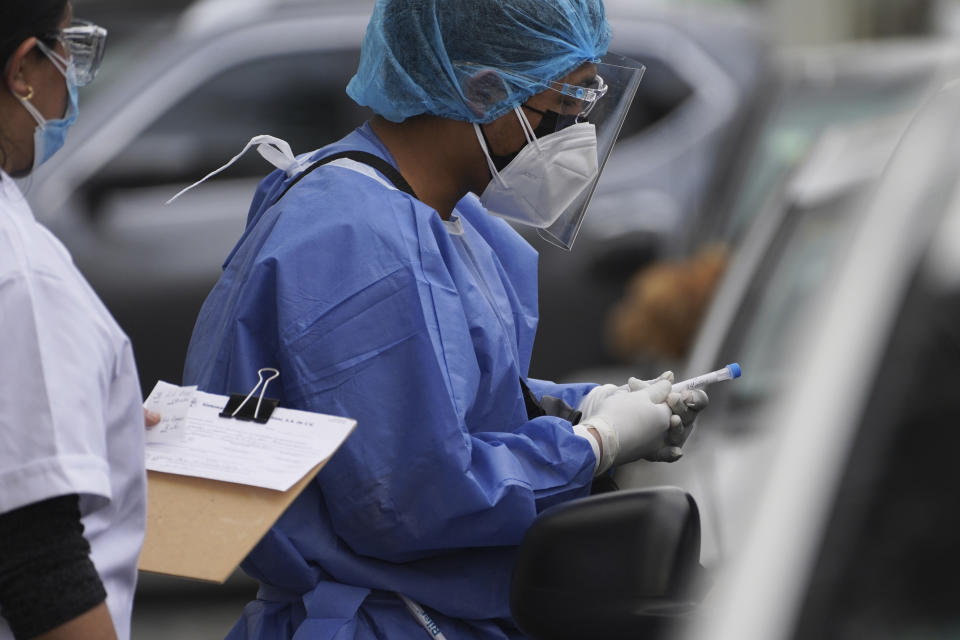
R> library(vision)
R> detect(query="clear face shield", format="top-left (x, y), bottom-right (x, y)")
top-left (536, 53), bottom-right (644, 249)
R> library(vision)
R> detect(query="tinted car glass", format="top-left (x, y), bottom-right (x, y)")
top-left (702, 188), bottom-right (862, 426)
top-left (723, 193), bottom-right (858, 404)
top-left (700, 71), bottom-right (934, 248)
top-left (86, 49), bottom-right (366, 206)
top-left (65, 48), bottom-right (367, 393)
top-left (790, 254), bottom-right (960, 639)
top-left (691, 107), bottom-right (916, 425)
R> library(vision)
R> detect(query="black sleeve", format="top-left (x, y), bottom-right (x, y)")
top-left (0, 494), bottom-right (107, 639)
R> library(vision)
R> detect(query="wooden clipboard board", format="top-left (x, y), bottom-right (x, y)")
top-left (138, 459), bottom-right (328, 583)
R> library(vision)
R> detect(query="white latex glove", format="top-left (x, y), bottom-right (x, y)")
top-left (626, 375), bottom-right (710, 459)
top-left (666, 387), bottom-right (709, 451)
top-left (577, 370), bottom-right (673, 421)
top-left (577, 383), bottom-right (622, 422)
top-left (575, 377), bottom-right (674, 475)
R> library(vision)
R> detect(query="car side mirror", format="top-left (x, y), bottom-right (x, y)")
top-left (510, 487), bottom-right (705, 640)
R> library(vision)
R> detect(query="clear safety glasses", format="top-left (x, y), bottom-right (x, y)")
top-left (522, 74), bottom-right (608, 135)
top-left (40, 19), bottom-right (108, 86)
top-left (547, 73), bottom-right (608, 120)
top-left (492, 67), bottom-right (609, 121)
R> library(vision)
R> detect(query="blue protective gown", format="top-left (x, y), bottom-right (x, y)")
top-left (183, 123), bottom-right (598, 639)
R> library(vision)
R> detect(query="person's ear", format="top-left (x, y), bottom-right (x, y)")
top-left (462, 69), bottom-right (508, 119)
top-left (4, 37), bottom-right (40, 99)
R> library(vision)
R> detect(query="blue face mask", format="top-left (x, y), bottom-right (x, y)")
top-left (16, 41), bottom-right (80, 171)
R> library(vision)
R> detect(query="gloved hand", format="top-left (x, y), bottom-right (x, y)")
top-left (577, 370), bottom-right (672, 421)
top-left (574, 376), bottom-right (674, 475)
top-left (577, 383), bottom-right (622, 422)
top-left (625, 376), bottom-right (710, 459)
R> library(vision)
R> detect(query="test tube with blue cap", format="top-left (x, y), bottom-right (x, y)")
top-left (672, 363), bottom-right (742, 393)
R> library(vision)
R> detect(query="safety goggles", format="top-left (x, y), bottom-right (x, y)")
top-left (40, 19), bottom-right (108, 86)
top-left (459, 62), bottom-right (609, 120)
top-left (546, 74), bottom-right (608, 120)
top-left (489, 67), bottom-right (608, 120)
top-left (521, 74), bottom-right (608, 135)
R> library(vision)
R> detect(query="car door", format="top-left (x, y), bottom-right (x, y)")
top-left (679, 75), bottom-right (960, 640)
top-left (28, 8), bottom-right (371, 392)
top-left (612, 108), bottom-right (914, 565)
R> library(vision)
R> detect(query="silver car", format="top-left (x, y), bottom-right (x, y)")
top-left (28, 0), bottom-right (768, 392)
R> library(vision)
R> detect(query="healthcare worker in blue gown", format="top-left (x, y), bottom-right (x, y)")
top-left (179, 0), bottom-right (709, 637)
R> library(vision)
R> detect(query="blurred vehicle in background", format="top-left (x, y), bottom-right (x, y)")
top-left (43, 2), bottom-right (960, 638)
top-left (26, 0), bottom-right (374, 395)
top-left (675, 71), bottom-right (960, 640)
top-left (612, 45), bottom-right (960, 640)
top-left (72, 0), bottom-right (193, 50)
top-left (25, 0), bottom-right (769, 394)
top-left (514, 71), bottom-right (960, 640)
top-left (599, 38), bottom-right (960, 378)
top-left (615, 93), bottom-right (919, 565)
top-left (26, 2), bottom-right (766, 637)
top-left (523, 2), bottom-right (768, 379)
top-left (615, 38), bottom-right (960, 556)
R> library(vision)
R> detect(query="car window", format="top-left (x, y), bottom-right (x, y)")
top-left (707, 73), bottom-right (932, 248)
top-left (789, 256), bottom-right (960, 639)
top-left (697, 109), bottom-right (916, 421)
top-left (726, 196), bottom-right (856, 402)
top-left (617, 55), bottom-right (693, 138)
top-left (703, 187), bottom-right (863, 422)
top-left (58, 46), bottom-right (368, 394)
top-left (83, 48), bottom-right (367, 211)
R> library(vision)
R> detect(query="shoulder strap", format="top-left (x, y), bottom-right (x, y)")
top-left (274, 150), bottom-right (418, 205)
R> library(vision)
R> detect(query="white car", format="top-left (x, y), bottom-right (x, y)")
top-left (512, 51), bottom-right (960, 640)
top-left (683, 70), bottom-right (960, 640)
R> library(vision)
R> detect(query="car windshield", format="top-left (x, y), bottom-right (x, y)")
top-left (709, 113), bottom-right (912, 414)
top-left (703, 62), bottom-right (936, 249)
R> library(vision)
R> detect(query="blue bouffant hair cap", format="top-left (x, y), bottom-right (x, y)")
top-left (347, 0), bottom-right (611, 123)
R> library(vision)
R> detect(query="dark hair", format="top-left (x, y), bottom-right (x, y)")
top-left (0, 0), bottom-right (67, 174)
top-left (0, 0), bottom-right (68, 71)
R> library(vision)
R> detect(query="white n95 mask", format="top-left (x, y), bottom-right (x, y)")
top-left (474, 107), bottom-right (599, 229)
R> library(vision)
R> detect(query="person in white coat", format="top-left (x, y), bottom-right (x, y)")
top-left (0, 2), bottom-right (151, 638)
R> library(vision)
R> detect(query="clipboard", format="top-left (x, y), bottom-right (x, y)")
top-left (138, 371), bottom-right (355, 583)
top-left (138, 460), bottom-right (327, 583)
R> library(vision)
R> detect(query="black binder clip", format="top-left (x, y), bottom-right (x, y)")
top-left (220, 368), bottom-right (280, 424)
